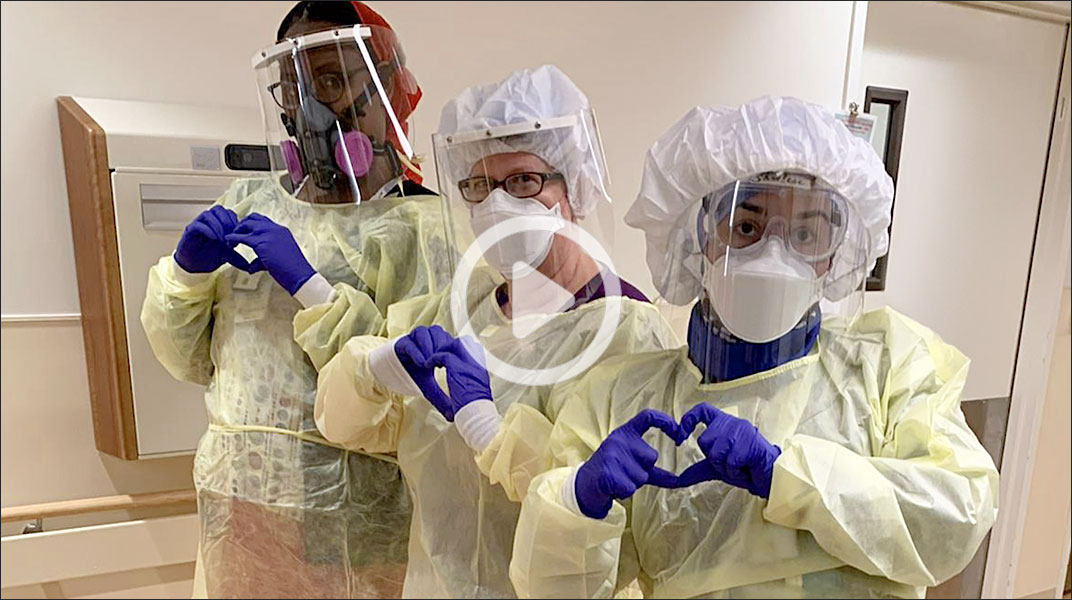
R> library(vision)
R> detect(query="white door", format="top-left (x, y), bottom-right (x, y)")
top-left (859, 1), bottom-right (1067, 597)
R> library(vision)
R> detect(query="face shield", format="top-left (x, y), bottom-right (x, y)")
top-left (252, 25), bottom-right (416, 204)
top-left (696, 170), bottom-right (868, 345)
top-left (433, 108), bottom-right (615, 284)
top-left (434, 109), bottom-right (632, 385)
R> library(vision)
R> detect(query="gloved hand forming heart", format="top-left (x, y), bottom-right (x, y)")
top-left (574, 403), bottom-right (781, 520)
top-left (394, 325), bottom-right (493, 422)
top-left (224, 213), bottom-right (316, 295)
top-left (672, 403), bottom-right (781, 498)
top-left (574, 409), bottom-right (687, 519)
top-left (174, 206), bottom-right (252, 274)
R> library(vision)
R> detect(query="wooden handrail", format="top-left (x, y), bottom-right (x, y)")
top-left (1, 489), bottom-right (195, 523)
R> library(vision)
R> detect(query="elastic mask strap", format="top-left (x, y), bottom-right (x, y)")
top-left (395, 148), bottom-right (422, 180)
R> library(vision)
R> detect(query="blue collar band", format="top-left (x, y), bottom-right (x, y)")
top-left (687, 300), bottom-right (820, 383)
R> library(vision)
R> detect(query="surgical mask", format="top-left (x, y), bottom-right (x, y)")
top-left (469, 188), bottom-right (564, 275)
top-left (703, 237), bottom-right (823, 343)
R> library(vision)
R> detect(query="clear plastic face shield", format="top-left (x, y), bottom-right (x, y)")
top-left (252, 25), bottom-right (416, 204)
top-left (695, 170), bottom-right (868, 345)
top-left (433, 109), bottom-right (617, 298)
top-left (433, 110), bottom-right (630, 385)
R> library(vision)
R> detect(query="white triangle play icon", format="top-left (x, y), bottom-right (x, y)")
top-left (509, 262), bottom-right (576, 339)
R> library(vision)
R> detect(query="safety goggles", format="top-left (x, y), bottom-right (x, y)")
top-left (701, 175), bottom-right (848, 261)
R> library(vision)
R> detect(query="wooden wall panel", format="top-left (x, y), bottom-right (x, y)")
top-left (56, 96), bottom-right (137, 460)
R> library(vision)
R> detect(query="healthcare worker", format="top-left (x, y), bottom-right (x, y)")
top-left (457, 97), bottom-right (998, 598)
top-left (140, 2), bottom-right (451, 597)
top-left (296, 65), bottom-right (678, 597)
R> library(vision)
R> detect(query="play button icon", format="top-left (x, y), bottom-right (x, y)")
top-left (509, 262), bottom-right (577, 339)
top-left (450, 217), bottom-right (623, 386)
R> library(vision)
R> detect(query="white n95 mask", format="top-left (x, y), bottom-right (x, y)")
top-left (704, 238), bottom-right (823, 343)
top-left (469, 188), bottom-right (564, 274)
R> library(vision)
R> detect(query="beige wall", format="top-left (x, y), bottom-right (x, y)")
top-left (1, 564), bottom-right (196, 600)
top-left (0, 1), bottom-right (290, 318)
top-left (858, 5), bottom-right (1070, 596)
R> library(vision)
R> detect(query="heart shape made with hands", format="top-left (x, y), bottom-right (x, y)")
top-left (635, 403), bottom-right (781, 494)
top-left (396, 325), bottom-right (493, 422)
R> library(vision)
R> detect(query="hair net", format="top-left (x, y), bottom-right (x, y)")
top-left (625, 96), bottom-right (894, 304)
top-left (437, 65), bottom-right (609, 218)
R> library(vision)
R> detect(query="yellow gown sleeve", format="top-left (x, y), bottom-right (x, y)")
top-left (293, 282), bottom-right (387, 371)
top-left (763, 309), bottom-right (999, 587)
top-left (508, 364), bottom-right (646, 598)
top-left (314, 335), bottom-right (405, 454)
top-left (472, 353), bottom-right (620, 503)
top-left (474, 403), bottom-right (554, 502)
top-left (474, 304), bottom-right (680, 503)
top-left (309, 290), bottom-right (449, 453)
top-left (140, 255), bottom-right (219, 385)
top-left (510, 467), bottom-right (629, 599)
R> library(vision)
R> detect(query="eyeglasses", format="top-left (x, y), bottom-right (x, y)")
top-left (457, 172), bottom-right (565, 204)
top-left (269, 67), bottom-right (378, 110)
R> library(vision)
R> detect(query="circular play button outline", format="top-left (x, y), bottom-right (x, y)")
top-left (450, 215), bottom-right (623, 386)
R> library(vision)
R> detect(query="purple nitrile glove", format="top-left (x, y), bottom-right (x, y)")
top-left (427, 333), bottom-right (492, 420)
top-left (392, 325), bottom-right (456, 418)
top-left (224, 213), bottom-right (315, 295)
top-left (174, 206), bottom-right (251, 274)
top-left (574, 409), bottom-right (685, 519)
top-left (394, 325), bottom-right (494, 422)
top-left (676, 403), bottom-right (781, 498)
